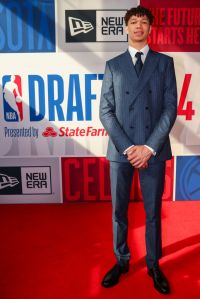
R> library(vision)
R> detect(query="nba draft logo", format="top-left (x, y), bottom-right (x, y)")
top-left (2, 75), bottom-right (23, 122)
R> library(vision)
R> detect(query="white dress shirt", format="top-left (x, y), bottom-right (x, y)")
top-left (128, 44), bottom-right (150, 65)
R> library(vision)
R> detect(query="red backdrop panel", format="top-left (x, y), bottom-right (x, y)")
top-left (141, 0), bottom-right (200, 52)
top-left (62, 157), bottom-right (174, 202)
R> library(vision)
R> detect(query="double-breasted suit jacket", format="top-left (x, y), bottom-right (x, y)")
top-left (100, 49), bottom-right (177, 163)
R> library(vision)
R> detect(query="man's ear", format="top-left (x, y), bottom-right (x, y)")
top-left (149, 25), bottom-right (152, 34)
top-left (125, 26), bottom-right (129, 34)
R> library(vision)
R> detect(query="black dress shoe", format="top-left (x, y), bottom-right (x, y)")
top-left (101, 263), bottom-right (129, 288)
top-left (148, 266), bottom-right (170, 294)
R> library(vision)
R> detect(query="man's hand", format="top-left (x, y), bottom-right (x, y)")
top-left (127, 145), bottom-right (153, 168)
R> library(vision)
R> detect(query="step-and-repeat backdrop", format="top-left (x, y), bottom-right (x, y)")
top-left (0, 0), bottom-right (200, 203)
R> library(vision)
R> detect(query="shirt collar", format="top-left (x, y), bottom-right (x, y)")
top-left (128, 44), bottom-right (149, 58)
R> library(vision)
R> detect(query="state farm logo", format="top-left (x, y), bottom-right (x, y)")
top-left (0, 173), bottom-right (19, 190)
top-left (68, 17), bottom-right (94, 36)
top-left (42, 127), bottom-right (57, 137)
top-left (2, 75), bottom-right (23, 122)
top-left (42, 126), bottom-right (108, 137)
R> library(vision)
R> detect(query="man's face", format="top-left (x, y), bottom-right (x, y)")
top-left (126, 15), bottom-right (151, 43)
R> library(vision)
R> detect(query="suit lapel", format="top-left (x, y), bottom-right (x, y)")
top-left (118, 50), bottom-right (139, 85)
top-left (118, 49), bottom-right (160, 105)
top-left (130, 49), bottom-right (160, 105)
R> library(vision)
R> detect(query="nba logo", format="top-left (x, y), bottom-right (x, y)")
top-left (2, 75), bottom-right (23, 122)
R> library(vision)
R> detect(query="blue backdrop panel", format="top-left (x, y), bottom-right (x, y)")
top-left (0, 0), bottom-right (55, 53)
top-left (176, 156), bottom-right (200, 200)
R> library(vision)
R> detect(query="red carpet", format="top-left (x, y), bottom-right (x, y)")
top-left (0, 202), bottom-right (200, 299)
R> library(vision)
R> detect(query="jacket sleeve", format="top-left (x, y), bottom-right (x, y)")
top-left (145, 58), bottom-right (177, 153)
top-left (99, 61), bottom-right (133, 154)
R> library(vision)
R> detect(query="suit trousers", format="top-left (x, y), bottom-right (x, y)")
top-left (110, 161), bottom-right (166, 269)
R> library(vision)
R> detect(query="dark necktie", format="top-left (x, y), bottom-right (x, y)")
top-left (135, 52), bottom-right (143, 76)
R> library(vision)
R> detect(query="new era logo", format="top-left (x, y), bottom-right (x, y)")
top-left (0, 166), bottom-right (52, 195)
top-left (0, 173), bottom-right (19, 190)
top-left (65, 10), bottom-right (96, 42)
top-left (69, 17), bottom-right (94, 36)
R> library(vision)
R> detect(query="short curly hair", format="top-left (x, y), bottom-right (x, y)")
top-left (124, 6), bottom-right (154, 26)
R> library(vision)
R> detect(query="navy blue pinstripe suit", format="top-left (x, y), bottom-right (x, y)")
top-left (100, 49), bottom-right (177, 268)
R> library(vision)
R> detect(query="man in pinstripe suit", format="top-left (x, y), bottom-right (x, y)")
top-left (99, 6), bottom-right (177, 294)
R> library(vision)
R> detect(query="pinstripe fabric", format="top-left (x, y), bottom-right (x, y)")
top-left (99, 49), bottom-right (177, 267)
top-left (99, 49), bottom-right (177, 163)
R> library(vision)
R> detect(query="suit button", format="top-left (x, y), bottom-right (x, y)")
top-left (126, 91), bottom-right (130, 94)
top-left (149, 90), bottom-right (152, 93)
top-left (145, 106), bottom-right (149, 110)
top-left (130, 125), bottom-right (134, 129)
top-left (146, 125), bottom-right (149, 129)
top-left (129, 106), bottom-right (134, 111)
